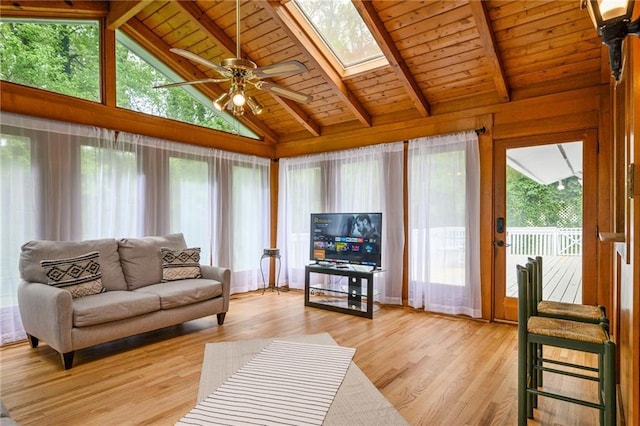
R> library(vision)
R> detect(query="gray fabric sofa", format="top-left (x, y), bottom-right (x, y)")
top-left (17, 233), bottom-right (230, 369)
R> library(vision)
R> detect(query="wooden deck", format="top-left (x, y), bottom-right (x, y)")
top-left (506, 255), bottom-right (582, 303)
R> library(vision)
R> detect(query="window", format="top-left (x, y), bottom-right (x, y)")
top-left (81, 145), bottom-right (137, 239)
top-left (0, 19), bottom-right (100, 101)
top-left (291, 0), bottom-right (387, 73)
top-left (116, 32), bottom-right (258, 139)
top-left (0, 132), bottom-right (33, 344)
top-left (169, 157), bottom-right (212, 263)
top-left (410, 149), bottom-right (467, 286)
top-left (232, 165), bottom-right (269, 271)
top-left (290, 167), bottom-right (322, 233)
top-left (278, 143), bottom-right (405, 306)
top-left (407, 132), bottom-right (481, 317)
top-left (0, 20), bottom-right (257, 139)
top-left (340, 159), bottom-right (381, 209)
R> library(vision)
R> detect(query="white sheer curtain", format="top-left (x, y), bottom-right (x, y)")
top-left (0, 112), bottom-right (270, 344)
top-left (116, 133), bottom-right (271, 295)
top-left (1, 112), bottom-right (116, 344)
top-left (277, 142), bottom-right (404, 305)
top-left (407, 131), bottom-right (481, 317)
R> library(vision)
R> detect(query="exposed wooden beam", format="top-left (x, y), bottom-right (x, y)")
top-left (352, 0), bottom-right (431, 117)
top-left (263, 0), bottom-right (372, 127)
top-left (0, 0), bottom-right (108, 17)
top-left (468, 0), bottom-right (510, 103)
top-left (175, 1), bottom-right (321, 137)
top-left (106, 0), bottom-right (152, 31)
top-left (121, 17), bottom-right (279, 144)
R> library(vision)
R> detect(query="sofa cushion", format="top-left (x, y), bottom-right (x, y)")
top-left (20, 238), bottom-right (127, 291)
top-left (135, 279), bottom-right (222, 309)
top-left (161, 247), bottom-right (202, 282)
top-left (72, 291), bottom-right (161, 327)
top-left (118, 233), bottom-right (187, 290)
top-left (41, 251), bottom-right (106, 299)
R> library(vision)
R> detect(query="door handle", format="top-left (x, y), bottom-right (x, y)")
top-left (493, 239), bottom-right (511, 247)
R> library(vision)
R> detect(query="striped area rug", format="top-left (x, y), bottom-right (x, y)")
top-left (177, 340), bottom-right (356, 426)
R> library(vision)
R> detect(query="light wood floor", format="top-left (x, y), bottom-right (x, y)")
top-left (0, 291), bottom-right (601, 425)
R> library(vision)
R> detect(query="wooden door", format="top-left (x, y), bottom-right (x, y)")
top-left (493, 131), bottom-right (598, 322)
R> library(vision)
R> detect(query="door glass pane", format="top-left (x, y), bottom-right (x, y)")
top-left (505, 142), bottom-right (583, 303)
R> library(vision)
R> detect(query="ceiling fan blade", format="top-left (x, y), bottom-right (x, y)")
top-left (154, 78), bottom-right (230, 89)
top-left (256, 81), bottom-right (313, 103)
top-left (170, 48), bottom-right (229, 75)
top-left (253, 60), bottom-right (308, 78)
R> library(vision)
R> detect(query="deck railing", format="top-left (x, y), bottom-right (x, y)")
top-left (506, 227), bottom-right (582, 256)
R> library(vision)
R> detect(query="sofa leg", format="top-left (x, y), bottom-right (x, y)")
top-left (27, 334), bottom-right (39, 348)
top-left (61, 351), bottom-right (75, 370)
top-left (217, 312), bottom-right (226, 325)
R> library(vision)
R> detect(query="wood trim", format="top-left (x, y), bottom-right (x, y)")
top-left (582, 129), bottom-right (599, 306)
top-left (277, 87), bottom-right (603, 158)
top-left (0, 81), bottom-right (273, 157)
top-left (478, 114), bottom-right (494, 321)
top-left (101, 25), bottom-right (116, 107)
top-left (0, 0), bottom-right (108, 18)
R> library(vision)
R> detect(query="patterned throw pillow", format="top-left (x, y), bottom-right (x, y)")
top-left (161, 247), bottom-right (202, 282)
top-left (41, 251), bottom-right (106, 298)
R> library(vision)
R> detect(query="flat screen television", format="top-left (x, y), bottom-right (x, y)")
top-left (310, 212), bottom-right (382, 268)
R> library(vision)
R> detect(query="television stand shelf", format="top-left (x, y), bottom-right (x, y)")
top-left (304, 264), bottom-right (382, 319)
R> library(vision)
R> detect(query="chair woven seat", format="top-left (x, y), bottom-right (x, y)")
top-left (538, 300), bottom-right (603, 321)
top-left (527, 316), bottom-right (607, 344)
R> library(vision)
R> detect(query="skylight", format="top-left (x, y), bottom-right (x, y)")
top-left (293, 0), bottom-right (386, 69)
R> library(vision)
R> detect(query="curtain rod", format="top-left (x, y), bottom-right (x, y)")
top-left (475, 126), bottom-right (486, 135)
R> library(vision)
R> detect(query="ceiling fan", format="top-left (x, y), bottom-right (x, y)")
top-left (155, 0), bottom-right (312, 116)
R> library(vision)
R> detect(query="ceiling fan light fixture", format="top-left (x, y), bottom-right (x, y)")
top-left (247, 96), bottom-right (264, 115)
top-left (159, 0), bottom-right (311, 120)
top-left (232, 104), bottom-right (245, 116)
top-left (232, 90), bottom-right (246, 107)
top-left (230, 81), bottom-right (247, 107)
top-left (213, 92), bottom-right (230, 111)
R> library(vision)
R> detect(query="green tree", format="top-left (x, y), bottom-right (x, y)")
top-left (0, 20), bottom-right (100, 101)
top-left (0, 19), bottom-right (236, 134)
top-left (506, 167), bottom-right (583, 227)
top-left (115, 42), bottom-right (234, 133)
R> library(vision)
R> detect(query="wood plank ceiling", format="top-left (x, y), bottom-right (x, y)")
top-left (2, 0), bottom-right (605, 147)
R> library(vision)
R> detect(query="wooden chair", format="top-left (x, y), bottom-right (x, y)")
top-left (517, 262), bottom-right (616, 426)
top-left (528, 256), bottom-right (607, 325)
top-left (527, 256), bottom-right (609, 390)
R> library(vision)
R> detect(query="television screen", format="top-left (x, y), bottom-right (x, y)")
top-left (310, 212), bottom-right (382, 267)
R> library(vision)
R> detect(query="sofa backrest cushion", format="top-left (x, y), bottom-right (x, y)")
top-left (20, 238), bottom-right (127, 291)
top-left (118, 233), bottom-right (187, 290)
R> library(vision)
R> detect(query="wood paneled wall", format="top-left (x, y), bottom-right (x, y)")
top-left (614, 34), bottom-right (640, 426)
